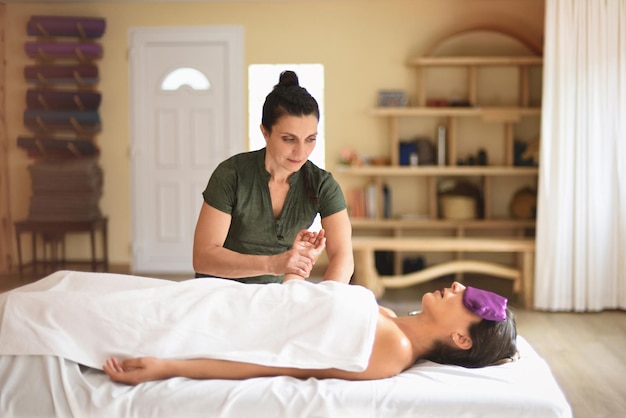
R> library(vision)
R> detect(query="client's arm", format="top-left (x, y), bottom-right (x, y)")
top-left (103, 357), bottom-right (369, 384)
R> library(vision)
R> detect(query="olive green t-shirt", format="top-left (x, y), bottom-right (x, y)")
top-left (201, 148), bottom-right (346, 283)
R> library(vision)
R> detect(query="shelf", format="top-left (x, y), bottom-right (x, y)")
top-left (347, 40), bottom-right (541, 260)
top-left (344, 34), bottom-right (542, 280)
top-left (371, 106), bottom-right (541, 119)
top-left (350, 218), bottom-right (535, 230)
top-left (408, 56), bottom-right (543, 67)
top-left (337, 165), bottom-right (538, 176)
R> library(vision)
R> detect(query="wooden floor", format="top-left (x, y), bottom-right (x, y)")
top-left (2, 267), bottom-right (625, 418)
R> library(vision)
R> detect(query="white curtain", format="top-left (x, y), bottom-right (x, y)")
top-left (535, 0), bottom-right (626, 311)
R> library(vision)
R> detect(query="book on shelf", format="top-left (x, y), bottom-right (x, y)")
top-left (365, 183), bottom-right (377, 219)
top-left (348, 183), bottom-right (391, 220)
top-left (347, 188), bottom-right (365, 218)
top-left (437, 124), bottom-right (446, 166)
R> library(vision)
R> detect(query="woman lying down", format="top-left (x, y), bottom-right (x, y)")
top-left (0, 233), bottom-right (517, 385)
top-left (101, 281), bottom-right (517, 385)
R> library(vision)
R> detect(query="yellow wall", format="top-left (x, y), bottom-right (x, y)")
top-left (3, 0), bottom-right (545, 267)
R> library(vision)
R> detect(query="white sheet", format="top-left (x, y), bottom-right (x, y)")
top-left (0, 271), bottom-right (573, 418)
top-left (0, 270), bottom-right (378, 372)
top-left (0, 336), bottom-right (572, 418)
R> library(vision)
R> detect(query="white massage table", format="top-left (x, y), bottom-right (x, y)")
top-left (0, 271), bottom-right (572, 418)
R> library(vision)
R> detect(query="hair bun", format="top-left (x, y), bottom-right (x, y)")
top-left (277, 70), bottom-right (299, 87)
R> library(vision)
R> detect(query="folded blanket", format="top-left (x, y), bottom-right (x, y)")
top-left (0, 271), bottom-right (378, 372)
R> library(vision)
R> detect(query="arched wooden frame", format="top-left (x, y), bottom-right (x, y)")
top-left (423, 25), bottom-right (543, 57)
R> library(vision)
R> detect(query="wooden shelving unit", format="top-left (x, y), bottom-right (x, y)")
top-left (344, 35), bottom-right (543, 276)
top-left (346, 54), bottom-right (542, 224)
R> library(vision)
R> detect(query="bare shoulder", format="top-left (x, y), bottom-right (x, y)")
top-left (378, 305), bottom-right (398, 318)
top-left (366, 315), bottom-right (415, 378)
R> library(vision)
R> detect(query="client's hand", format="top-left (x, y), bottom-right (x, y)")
top-left (103, 357), bottom-right (169, 385)
top-left (292, 229), bottom-right (326, 263)
top-left (282, 230), bottom-right (326, 283)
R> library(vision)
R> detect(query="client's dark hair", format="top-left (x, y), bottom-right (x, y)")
top-left (424, 307), bottom-right (518, 368)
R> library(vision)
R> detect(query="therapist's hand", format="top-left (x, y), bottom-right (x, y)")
top-left (271, 249), bottom-right (314, 277)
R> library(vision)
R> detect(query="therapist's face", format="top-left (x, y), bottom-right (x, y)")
top-left (261, 114), bottom-right (318, 174)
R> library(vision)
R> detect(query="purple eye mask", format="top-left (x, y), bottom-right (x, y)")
top-left (462, 286), bottom-right (508, 322)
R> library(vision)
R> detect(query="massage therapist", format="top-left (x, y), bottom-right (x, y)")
top-left (192, 71), bottom-right (353, 284)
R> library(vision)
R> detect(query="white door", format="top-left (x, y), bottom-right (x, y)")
top-left (129, 26), bottom-right (244, 274)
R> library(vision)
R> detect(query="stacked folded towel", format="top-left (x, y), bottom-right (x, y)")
top-left (27, 158), bottom-right (103, 221)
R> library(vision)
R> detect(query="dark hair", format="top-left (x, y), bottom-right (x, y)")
top-left (262, 70), bottom-right (320, 204)
top-left (261, 70), bottom-right (320, 131)
top-left (423, 307), bottom-right (518, 368)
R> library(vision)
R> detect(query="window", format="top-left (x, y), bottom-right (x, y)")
top-left (161, 67), bottom-right (210, 91)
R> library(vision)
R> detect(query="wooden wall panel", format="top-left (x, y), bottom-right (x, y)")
top-left (0, 4), bottom-right (15, 273)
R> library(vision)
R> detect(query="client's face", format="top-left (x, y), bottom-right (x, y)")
top-left (421, 282), bottom-right (482, 331)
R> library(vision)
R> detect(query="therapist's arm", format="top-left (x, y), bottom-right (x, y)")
top-left (192, 203), bottom-right (315, 278)
top-left (320, 209), bottom-right (354, 283)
